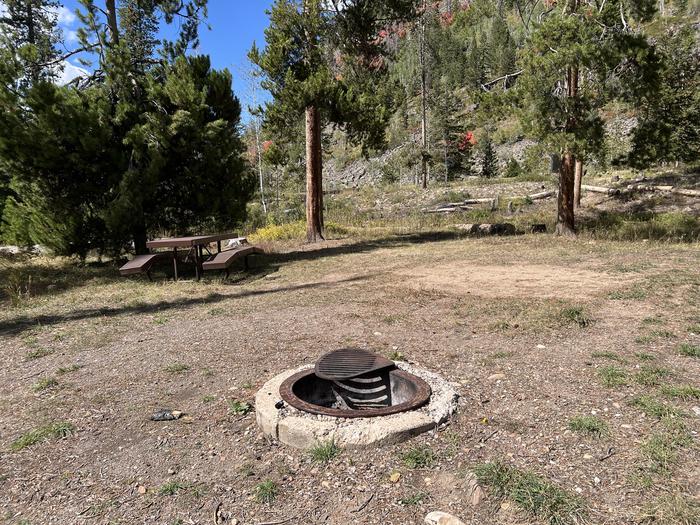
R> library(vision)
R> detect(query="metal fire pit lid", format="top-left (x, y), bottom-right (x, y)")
top-left (315, 348), bottom-right (394, 381)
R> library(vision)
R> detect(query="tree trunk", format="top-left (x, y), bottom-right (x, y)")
top-left (253, 117), bottom-right (267, 214)
top-left (574, 159), bottom-right (583, 209)
top-left (556, 65), bottom-right (578, 236)
top-left (419, 0), bottom-right (429, 189)
top-left (133, 219), bottom-right (148, 255)
top-left (305, 104), bottom-right (324, 243)
top-left (106, 0), bottom-right (120, 46)
top-left (556, 152), bottom-right (576, 236)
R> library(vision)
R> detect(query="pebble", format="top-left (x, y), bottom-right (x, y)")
top-left (583, 454), bottom-right (593, 460)
top-left (487, 373), bottom-right (506, 381)
top-left (692, 406), bottom-right (700, 417)
top-left (424, 511), bottom-right (467, 525)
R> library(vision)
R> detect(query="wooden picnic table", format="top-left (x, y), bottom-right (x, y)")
top-left (146, 233), bottom-right (246, 281)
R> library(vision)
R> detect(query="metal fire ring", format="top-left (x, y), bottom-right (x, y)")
top-left (279, 368), bottom-right (432, 418)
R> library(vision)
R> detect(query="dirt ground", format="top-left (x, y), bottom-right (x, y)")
top-left (1, 234), bottom-right (699, 525)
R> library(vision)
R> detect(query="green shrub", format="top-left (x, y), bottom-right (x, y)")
top-left (503, 158), bottom-right (523, 178)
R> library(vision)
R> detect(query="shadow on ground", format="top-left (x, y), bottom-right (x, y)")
top-left (0, 275), bottom-right (374, 335)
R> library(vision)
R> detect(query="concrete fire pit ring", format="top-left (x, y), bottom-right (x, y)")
top-left (255, 362), bottom-right (459, 449)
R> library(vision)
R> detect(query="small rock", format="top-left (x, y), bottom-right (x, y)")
top-left (464, 472), bottom-right (485, 506)
top-left (373, 331), bottom-right (382, 336)
top-left (536, 344), bottom-right (546, 349)
top-left (594, 476), bottom-right (601, 485)
top-left (583, 454), bottom-right (593, 460)
top-left (137, 485), bottom-right (147, 495)
top-left (487, 373), bottom-right (506, 381)
top-left (321, 480), bottom-right (330, 488)
top-left (389, 472), bottom-right (401, 483)
top-left (150, 409), bottom-right (184, 421)
top-left (692, 406), bottom-right (700, 417)
top-left (425, 511), bottom-right (467, 525)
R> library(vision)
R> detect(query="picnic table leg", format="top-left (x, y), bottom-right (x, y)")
top-left (217, 241), bottom-right (221, 253)
top-left (173, 248), bottom-right (179, 281)
top-left (194, 247), bottom-right (200, 281)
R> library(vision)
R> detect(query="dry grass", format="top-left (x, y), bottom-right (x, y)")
top-left (1, 205), bottom-right (698, 525)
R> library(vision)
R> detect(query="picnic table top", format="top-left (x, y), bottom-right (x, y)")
top-left (146, 233), bottom-right (244, 249)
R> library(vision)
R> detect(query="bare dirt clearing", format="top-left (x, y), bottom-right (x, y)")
top-left (398, 263), bottom-right (629, 300)
top-left (1, 234), bottom-right (699, 525)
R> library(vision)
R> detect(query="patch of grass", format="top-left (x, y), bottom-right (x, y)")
top-left (640, 419), bottom-right (692, 475)
top-left (228, 400), bottom-right (252, 415)
top-left (208, 307), bottom-right (225, 316)
top-left (241, 381), bottom-right (253, 389)
top-left (165, 363), bottom-right (190, 374)
top-left (608, 285), bottom-right (648, 300)
top-left (401, 446), bottom-right (436, 469)
top-left (597, 366), bottom-right (628, 387)
top-left (639, 491), bottom-right (700, 525)
top-left (560, 306), bottom-right (592, 328)
top-left (635, 352), bottom-right (656, 361)
top-left (660, 385), bottom-right (700, 401)
top-left (10, 422), bottom-right (75, 452)
top-left (473, 460), bottom-right (586, 525)
top-left (688, 324), bottom-right (700, 334)
top-left (202, 395), bottom-right (216, 403)
top-left (309, 440), bottom-right (341, 464)
top-left (629, 396), bottom-right (683, 419)
top-left (26, 347), bottom-right (53, 360)
top-left (159, 481), bottom-right (188, 496)
top-left (568, 416), bottom-right (608, 438)
top-left (492, 351), bottom-right (514, 359)
top-left (399, 492), bottom-right (429, 506)
top-left (635, 366), bottom-right (672, 387)
top-left (254, 480), bottom-right (278, 504)
top-left (636, 330), bottom-right (676, 345)
top-left (642, 316), bottom-right (665, 325)
top-left (153, 315), bottom-right (168, 325)
top-left (57, 364), bottom-right (83, 375)
top-left (32, 377), bottom-right (58, 392)
top-left (388, 350), bottom-right (406, 361)
top-left (591, 351), bottom-right (624, 362)
top-left (678, 343), bottom-right (700, 358)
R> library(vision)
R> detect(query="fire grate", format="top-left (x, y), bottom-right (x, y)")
top-left (315, 348), bottom-right (394, 381)
top-left (280, 349), bottom-right (432, 418)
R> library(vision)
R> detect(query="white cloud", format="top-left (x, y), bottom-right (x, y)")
top-left (0, 2), bottom-right (8, 18)
top-left (54, 5), bottom-right (77, 26)
top-left (56, 60), bottom-right (88, 85)
top-left (65, 29), bottom-right (78, 43)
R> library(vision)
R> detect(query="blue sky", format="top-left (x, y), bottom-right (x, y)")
top-left (56, 0), bottom-right (275, 108)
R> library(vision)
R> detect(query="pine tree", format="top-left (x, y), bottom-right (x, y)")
top-left (480, 133), bottom-right (498, 178)
top-left (517, 0), bottom-right (659, 235)
top-left (0, 0), bottom-right (61, 88)
top-left (251, 0), bottom-right (415, 242)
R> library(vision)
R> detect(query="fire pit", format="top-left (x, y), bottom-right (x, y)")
top-left (256, 349), bottom-right (459, 449)
top-left (279, 349), bottom-right (432, 417)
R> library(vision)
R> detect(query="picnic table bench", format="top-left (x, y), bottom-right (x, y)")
top-left (119, 233), bottom-right (264, 281)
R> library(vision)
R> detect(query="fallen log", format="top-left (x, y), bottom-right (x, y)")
top-left (581, 185), bottom-right (621, 195)
top-left (454, 223), bottom-right (516, 236)
top-left (528, 190), bottom-right (556, 200)
top-left (626, 184), bottom-right (700, 197)
top-left (424, 189), bottom-right (555, 213)
top-left (424, 205), bottom-right (471, 213)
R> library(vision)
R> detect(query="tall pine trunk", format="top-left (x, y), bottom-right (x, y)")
top-left (419, 0), bottom-right (429, 189)
top-left (305, 104), bottom-right (324, 243)
top-left (106, 0), bottom-right (120, 45)
top-left (556, 65), bottom-right (578, 236)
top-left (574, 159), bottom-right (583, 209)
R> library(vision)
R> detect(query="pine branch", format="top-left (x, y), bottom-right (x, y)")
top-left (36, 44), bottom-right (99, 68)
